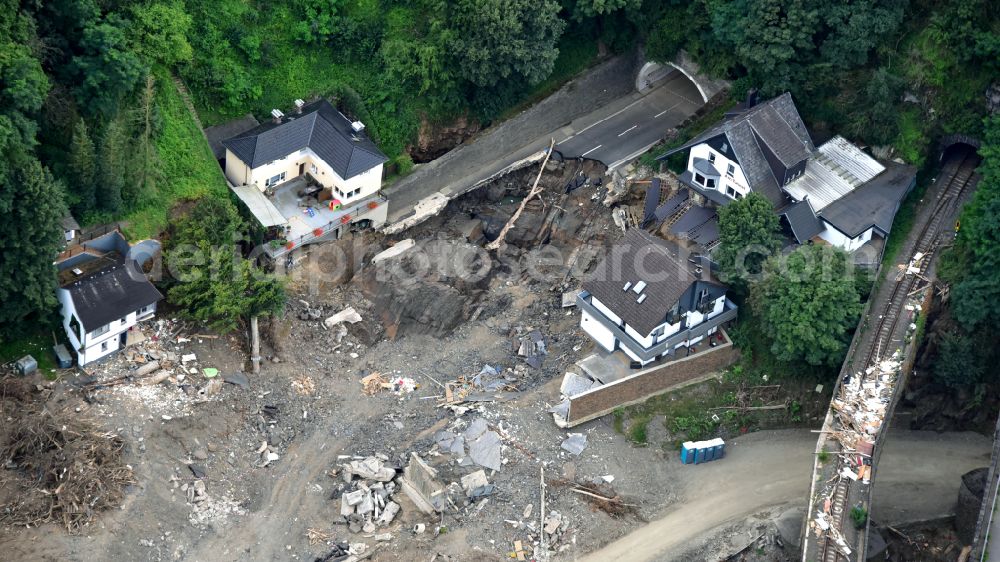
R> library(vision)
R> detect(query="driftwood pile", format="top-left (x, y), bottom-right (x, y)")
top-left (550, 478), bottom-right (641, 519)
top-left (0, 379), bottom-right (133, 532)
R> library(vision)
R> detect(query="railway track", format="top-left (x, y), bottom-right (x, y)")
top-left (817, 149), bottom-right (980, 562)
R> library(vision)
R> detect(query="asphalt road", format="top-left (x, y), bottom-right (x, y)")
top-left (384, 58), bottom-right (705, 225)
top-left (554, 70), bottom-right (704, 169)
top-left (579, 428), bottom-right (990, 562)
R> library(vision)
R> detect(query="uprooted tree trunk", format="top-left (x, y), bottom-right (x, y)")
top-left (486, 138), bottom-right (556, 251)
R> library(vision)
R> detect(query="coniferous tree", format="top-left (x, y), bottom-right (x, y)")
top-left (67, 118), bottom-right (98, 213)
top-left (96, 119), bottom-right (127, 213)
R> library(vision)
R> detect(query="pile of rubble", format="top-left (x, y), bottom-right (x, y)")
top-left (336, 455), bottom-right (403, 534)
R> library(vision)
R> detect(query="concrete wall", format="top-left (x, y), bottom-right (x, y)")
top-left (565, 339), bottom-right (739, 426)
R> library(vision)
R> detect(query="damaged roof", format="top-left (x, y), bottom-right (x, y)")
top-left (783, 136), bottom-right (886, 211)
top-left (64, 262), bottom-right (163, 332)
top-left (658, 93), bottom-right (814, 207)
top-left (583, 229), bottom-right (710, 336)
top-left (223, 99), bottom-right (388, 180)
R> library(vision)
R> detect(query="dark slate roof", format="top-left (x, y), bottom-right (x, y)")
top-left (818, 161), bottom-right (917, 238)
top-left (781, 200), bottom-right (824, 243)
top-left (654, 190), bottom-right (689, 222)
top-left (222, 100), bottom-right (388, 180)
top-left (690, 218), bottom-right (720, 247)
top-left (693, 157), bottom-right (720, 176)
top-left (204, 114), bottom-right (260, 159)
top-left (583, 230), bottom-right (699, 336)
top-left (658, 93), bottom-right (813, 207)
top-left (669, 205), bottom-right (717, 236)
top-left (641, 178), bottom-right (662, 227)
top-left (65, 263), bottom-right (163, 332)
top-left (678, 171), bottom-right (733, 206)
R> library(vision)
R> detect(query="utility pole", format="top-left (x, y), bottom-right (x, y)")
top-left (250, 316), bottom-right (261, 374)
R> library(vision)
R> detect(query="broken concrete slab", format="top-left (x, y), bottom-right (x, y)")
top-left (324, 307), bottom-right (363, 329)
top-left (461, 470), bottom-right (489, 495)
top-left (377, 501), bottom-right (400, 526)
top-left (344, 489), bottom-right (366, 506)
top-left (469, 430), bottom-right (502, 472)
top-left (559, 372), bottom-right (597, 397)
top-left (345, 457), bottom-right (396, 482)
top-left (371, 238), bottom-right (416, 264)
top-left (561, 433), bottom-right (587, 456)
top-left (463, 418), bottom-right (490, 442)
top-left (222, 372), bottom-right (250, 388)
top-left (401, 453), bottom-right (445, 514)
top-left (561, 290), bottom-right (581, 308)
top-left (434, 431), bottom-right (466, 456)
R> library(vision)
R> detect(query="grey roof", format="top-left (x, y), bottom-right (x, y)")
top-left (222, 100), bottom-right (388, 180)
top-left (689, 218), bottom-right (720, 247)
top-left (783, 136), bottom-right (886, 211)
top-left (658, 93), bottom-right (813, 207)
top-left (65, 263), bottom-right (163, 332)
top-left (654, 190), bottom-right (689, 222)
top-left (781, 200), bottom-right (824, 243)
top-left (583, 230), bottom-right (699, 336)
top-left (819, 161), bottom-right (916, 238)
top-left (693, 157), bottom-right (720, 176)
top-left (205, 114), bottom-right (260, 159)
top-left (641, 178), bottom-right (662, 226)
top-left (669, 205), bottom-right (717, 236)
top-left (678, 171), bottom-right (733, 206)
top-left (61, 215), bottom-right (80, 231)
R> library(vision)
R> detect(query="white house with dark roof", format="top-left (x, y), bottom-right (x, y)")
top-left (221, 99), bottom-right (391, 257)
top-left (576, 229), bottom-right (737, 366)
top-left (657, 93), bottom-right (916, 256)
top-left (54, 230), bottom-right (163, 366)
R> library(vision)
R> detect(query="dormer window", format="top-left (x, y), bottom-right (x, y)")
top-left (708, 151), bottom-right (716, 164)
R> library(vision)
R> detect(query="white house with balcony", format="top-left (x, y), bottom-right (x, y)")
top-left (54, 230), bottom-right (163, 366)
top-left (577, 229), bottom-right (737, 367)
top-left (221, 98), bottom-right (390, 258)
top-left (658, 93), bottom-right (916, 258)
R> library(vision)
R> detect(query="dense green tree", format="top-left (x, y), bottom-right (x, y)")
top-left (567, 0), bottom-right (641, 19)
top-left (129, 0), bottom-right (193, 67)
top-left (449, 0), bottom-right (566, 87)
top-left (67, 118), bottom-right (97, 212)
top-left (95, 119), bottom-right (128, 213)
top-left (816, 0), bottom-right (906, 69)
top-left (293, 0), bottom-right (346, 44)
top-left (847, 67), bottom-right (904, 145)
top-left (714, 192), bottom-right (782, 286)
top-left (166, 197), bottom-right (284, 333)
top-left (751, 245), bottom-right (863, 367)
top-left (0, 156), bottom-right (68, 337)
top-left (71, 15), bottom-right (146, 118)
top-left (381, 3), bottom-right (460, 111)
top-left (933, 330), bottom-right (984, 388)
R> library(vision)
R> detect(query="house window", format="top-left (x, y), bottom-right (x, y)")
top-left (694, 173), bottom-right (706, 186)
top-left (726, 163), bottom-right (735, 177)
top-left (119, 317), bottom-right (128, 325)
top-left (69, 315), bottom-right (82, 341)
top-left (101, 341), bottom-right (108, 352)
top-left (708, 151), bottom-right (716, 164)
top-left (706, 178), bottom-right (716, 188)
top-left (265, 172), bottom-right (286, 187)
top-left (310, 164), bottom-right (318, 175)
top-left (90, 324), bottom-right (109, 338)
top-left (726, 186), bottom-right (737, 198)
top-left (138, 304), bottom-right (153, 316)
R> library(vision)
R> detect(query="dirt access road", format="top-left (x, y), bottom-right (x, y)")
top-left (580, 428), bottom-right (991, 562)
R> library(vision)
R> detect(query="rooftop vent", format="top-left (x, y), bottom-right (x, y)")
top-left (72, 267), bottom-right (83, 276)
top-left (351, 121), bottom-right (365, 133)
top-left (632, 281), bottom-right (647, 294)
top-left (270, 109), bottom-right (284, 123)
top-left (622, 281), bottom-right (632, 292)
top-left (294, 99), bottom-right (305, 114)
top-left (637, 294), bottom-right (647, 304)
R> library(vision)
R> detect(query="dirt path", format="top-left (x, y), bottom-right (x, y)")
top-left (185, 428), bottom-right (354, 561)
top-left (579, 428), bottom-right (990, 562)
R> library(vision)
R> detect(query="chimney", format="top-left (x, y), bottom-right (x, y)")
top-left (270, 109), bottom-right (284, 124)
top-left (745, 88), bottom-right (759, 109)
top-left (294, 99), bottom-right (305, 114)
top-left (351, 121), bottom-right (365, 133)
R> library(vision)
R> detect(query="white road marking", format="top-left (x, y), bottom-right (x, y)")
top-left (618, 125), bottom-right (638, 137)
top-left (654, 109), bottom-right (668, 118)
top-left (581, 144), bottom-right (602, 157)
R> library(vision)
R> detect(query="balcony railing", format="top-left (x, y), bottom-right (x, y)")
top-left (577, 290), bottom-right (738, 362)
top-left (264, 194), bottom-right (388, 258)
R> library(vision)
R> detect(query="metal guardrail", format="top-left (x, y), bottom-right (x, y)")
top-left (576, 290), bottom-right (737, 362)
top-left (263, 194), bottom-right (388, 258)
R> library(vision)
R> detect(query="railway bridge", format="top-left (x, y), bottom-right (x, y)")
top-left (801, 144), bottom-right (983, 561)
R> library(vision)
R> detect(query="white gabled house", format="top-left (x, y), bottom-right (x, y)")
top-left (576, 229), bottom-right (737, 367)
top-left (658, 93), bottom-right (916, 256)
top-left (54, 230), bottom-right (163, 366)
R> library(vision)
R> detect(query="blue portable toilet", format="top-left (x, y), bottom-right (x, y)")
top-left (700, 442), bottom-right (715, 462)
top-left (680, 441), bottom-right (696, 464)
top-left (713, 438), bottom-right (726, 459)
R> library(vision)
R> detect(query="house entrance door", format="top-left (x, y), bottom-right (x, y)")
top-left (298, 163), bottom-right (306, 176)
